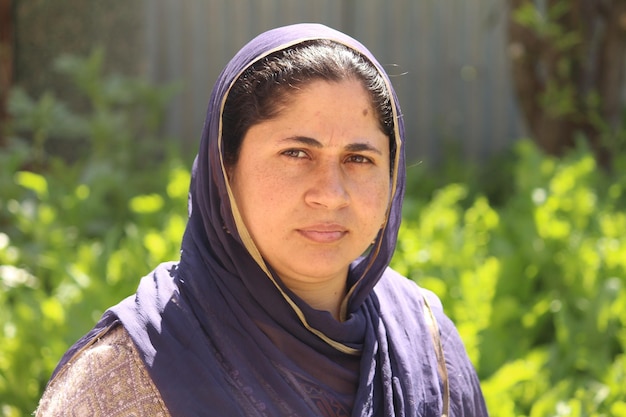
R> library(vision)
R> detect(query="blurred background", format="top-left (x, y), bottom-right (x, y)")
top-left (4, 0), bottom-right (521, 163)
top-left (1, 1), bottom-right (626, 416)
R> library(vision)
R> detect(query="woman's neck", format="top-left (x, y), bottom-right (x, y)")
top-left (287, 279), bottom-right (347, 321)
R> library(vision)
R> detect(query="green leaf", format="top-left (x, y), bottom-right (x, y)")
top-left (14, 171), bottom-right (48, 199)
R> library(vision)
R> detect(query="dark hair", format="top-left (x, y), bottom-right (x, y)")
top-left (222, 39), bottom-right (395, 168)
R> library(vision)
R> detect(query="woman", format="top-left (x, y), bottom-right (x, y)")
top-left (37, 23), bottom-right (488, 416)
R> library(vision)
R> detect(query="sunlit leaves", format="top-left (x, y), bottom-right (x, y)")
top-left (393, 139), bottom-right (626, 415)
top-left (1, 48), bottom-right (185, 416)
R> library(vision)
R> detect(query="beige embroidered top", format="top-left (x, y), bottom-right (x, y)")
top-left (36, 325), bottom-right (171, 417)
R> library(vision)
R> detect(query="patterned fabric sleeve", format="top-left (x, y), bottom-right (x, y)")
top-left (36, 325), bottom-right (170, 417)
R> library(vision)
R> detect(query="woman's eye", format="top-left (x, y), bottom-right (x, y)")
top-left (346, 154), bottom-right (373, 164)
top-left (282, 149), bottom-right (308, 159)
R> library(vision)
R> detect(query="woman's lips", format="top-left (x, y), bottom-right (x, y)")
top-left (297, 224), bottom-right (348, 243)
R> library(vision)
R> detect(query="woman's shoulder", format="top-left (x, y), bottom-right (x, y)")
top-left (36, 324), bottom-right (170, 417)
top-left (376, 267), bottom-right (471, 359)
top-left (375, 267), bottom-right (444, 311)
top-left (377, 268), bottom-right (490, 415)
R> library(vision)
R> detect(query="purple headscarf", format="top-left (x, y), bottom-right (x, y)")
top-left (53, 23), bottom-right (488, 416)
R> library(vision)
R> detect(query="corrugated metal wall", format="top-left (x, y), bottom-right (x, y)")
top-left (144, 0), bottom-right (524, 164)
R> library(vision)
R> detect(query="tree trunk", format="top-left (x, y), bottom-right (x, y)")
top-left (507, 0), bottom-right (626, 170)
top-left (0, 0), bottom-right (13, 147)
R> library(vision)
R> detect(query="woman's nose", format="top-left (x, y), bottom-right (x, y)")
top-left (303, 162), bottom-right (350, 209)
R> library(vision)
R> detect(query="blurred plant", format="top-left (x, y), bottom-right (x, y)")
top-left (0, 165), bottom-right (189, 416)
top-left (6, 47), bottom-right (183, 236)
top-left (394, 139), bottom-right (626, 416)
top-left (0, 48), bottom-right (187, 416)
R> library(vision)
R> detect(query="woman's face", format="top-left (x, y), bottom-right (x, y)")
top-left (229, 79), bottom-right (391, 293)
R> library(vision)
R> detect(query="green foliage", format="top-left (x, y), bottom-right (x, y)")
top-left (0, 50), bottom-right (187, 416)
top-left (393, 141), bottom-right (626, 416)
top-left (512, 0), bottom-right (582, 49)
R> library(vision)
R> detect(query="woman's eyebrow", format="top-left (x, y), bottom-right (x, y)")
top-left (281, 136), bottom-right (323, 148)
top-left (345, 143), bottom-right (383, 155)
top-left (281, 136), bottom-right (383, 155)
